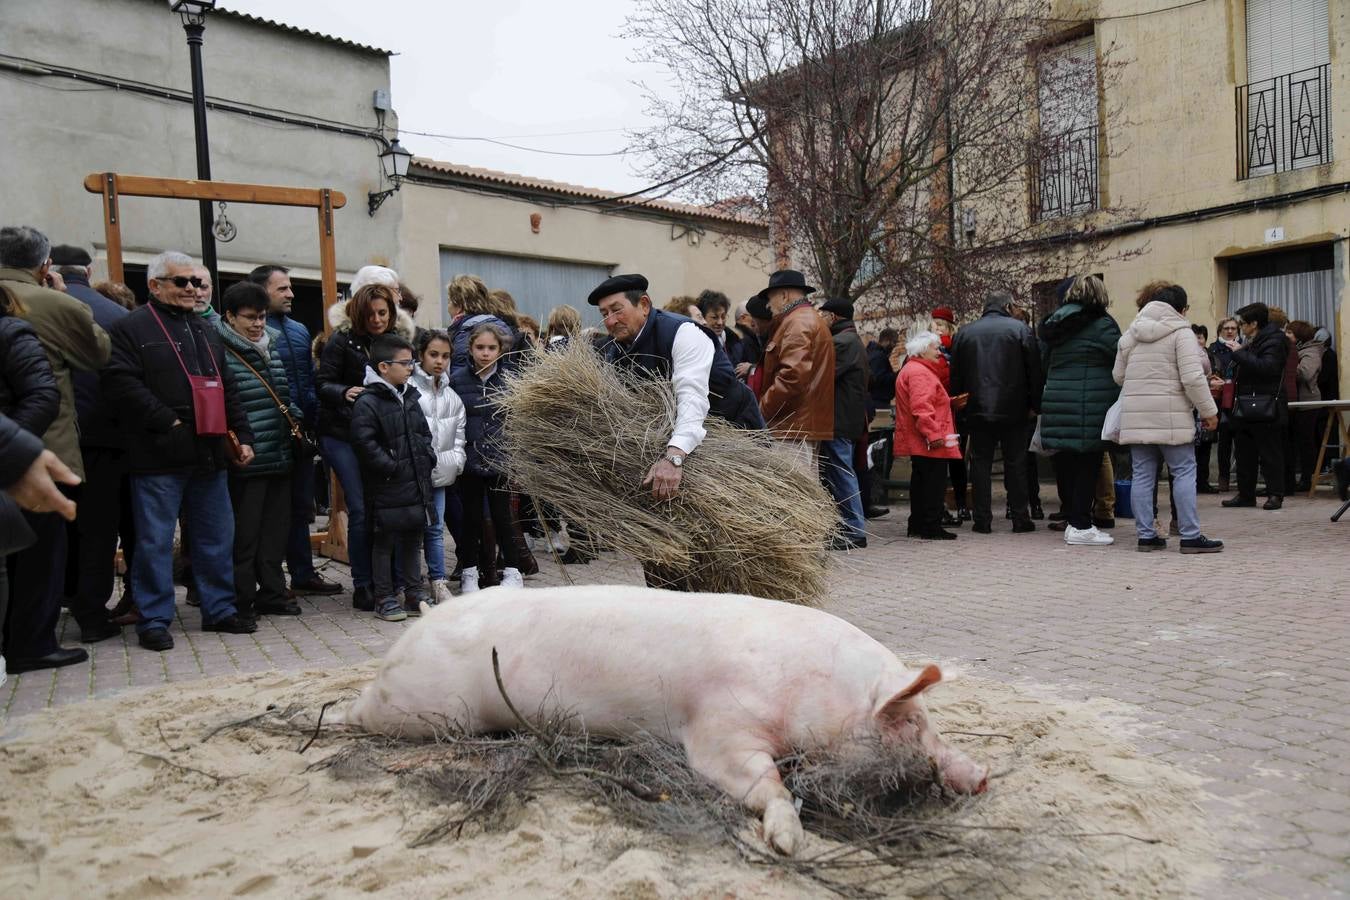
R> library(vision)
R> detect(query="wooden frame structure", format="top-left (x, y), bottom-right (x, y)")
top-left (83, 172), bottom-right (353, 561)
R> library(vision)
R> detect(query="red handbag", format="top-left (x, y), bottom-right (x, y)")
top-left (149, 305), bottom-right (228, 436)
top-left (1219, 379), bottom-right (1236, 412)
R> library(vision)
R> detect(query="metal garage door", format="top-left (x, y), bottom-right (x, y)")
top-left (438, 249), bottom-right (610, 329)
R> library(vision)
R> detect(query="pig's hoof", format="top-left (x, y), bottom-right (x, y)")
top-left (763, 800), bottom-right (804, 856)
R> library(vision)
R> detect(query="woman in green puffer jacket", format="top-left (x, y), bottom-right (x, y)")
top-left (217, 282), bottom-right (303, 621)
top-left (1039, 275), bottom-right (1121, 546)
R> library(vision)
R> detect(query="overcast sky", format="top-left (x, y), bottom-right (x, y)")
top-left (223, 0), bottom-right (665, 193)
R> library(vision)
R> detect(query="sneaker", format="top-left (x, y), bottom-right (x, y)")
top-left (432, 579), bottom-right (453, 605)
top-left (460, 566), bottom-right (480, 594)
top-left (1180, 535), bottom-right (1224, 554)
top-left (500, 567), bottom-right (525, 588)
top-left (375, 597), bottom-right (407, 621)
top-left (1065, 525), bottom-right (1114, 546)
top-left (1137, 537), bottom-right (1167, 552)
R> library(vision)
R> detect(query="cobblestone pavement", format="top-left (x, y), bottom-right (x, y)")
top-left (2, 491), bottom-right (1347, 897)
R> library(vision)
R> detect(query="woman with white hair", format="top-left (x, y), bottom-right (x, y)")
top-left (894, 331), bottom-right (963, 540)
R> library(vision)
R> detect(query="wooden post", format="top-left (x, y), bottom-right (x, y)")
top-left (100, 173), bottom-right (124, 283)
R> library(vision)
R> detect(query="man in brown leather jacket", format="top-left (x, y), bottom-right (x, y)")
top-left (748, 270), bottom-right (835, 472)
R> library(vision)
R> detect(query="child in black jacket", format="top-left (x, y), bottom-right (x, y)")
top-left (350, 335), bottom-right (436, 621)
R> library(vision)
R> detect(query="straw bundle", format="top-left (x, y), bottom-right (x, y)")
top-left (495, 342), bottom-right (837, 603)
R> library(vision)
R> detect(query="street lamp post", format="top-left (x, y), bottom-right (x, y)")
top-left (170, 0), bottom-right (219, 305)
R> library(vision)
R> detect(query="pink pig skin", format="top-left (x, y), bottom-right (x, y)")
top-left (336, 585), bottom-right (988, 855)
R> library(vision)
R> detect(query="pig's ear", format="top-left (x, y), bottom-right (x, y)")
top-left (875, 664), bottom-right (943, 723)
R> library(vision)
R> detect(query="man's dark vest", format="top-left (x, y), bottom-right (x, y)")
top-left (605, 309), bottom-right (765, 430)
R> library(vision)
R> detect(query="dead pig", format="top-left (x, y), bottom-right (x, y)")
top-left (333, 585), bottom-right (988, 855)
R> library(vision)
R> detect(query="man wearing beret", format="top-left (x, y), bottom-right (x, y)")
top-left (589, 274), bottom-right (764, 504)
top-left (747, 270), bottom-right (835, 473)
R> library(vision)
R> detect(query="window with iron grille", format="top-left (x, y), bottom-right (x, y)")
top-left (1033, 36), bottom-right (1099, 221)
top-left (1237, 0), bottom-right (1332, 179)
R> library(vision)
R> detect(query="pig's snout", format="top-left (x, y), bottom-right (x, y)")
top-left (936, 749), bottom-right (989, 795)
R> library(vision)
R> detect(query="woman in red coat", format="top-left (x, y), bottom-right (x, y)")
top-left (895, 331), bottom-right (964, 540)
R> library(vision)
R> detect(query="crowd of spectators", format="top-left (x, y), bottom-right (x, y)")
top-left (0, 219), bottom-right (1342, 684)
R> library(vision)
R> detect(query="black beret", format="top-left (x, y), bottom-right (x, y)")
top-left (588, 273), bottom-right (648, 306)
top-left (50, 244), bottom-right (92, 267)
top-left (819, 297), bottom-right (853, 319)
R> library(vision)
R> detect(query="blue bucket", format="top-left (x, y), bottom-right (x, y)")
top-left (1114, 479), bottom-right (1134, 518)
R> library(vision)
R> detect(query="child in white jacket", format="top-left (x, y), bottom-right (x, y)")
top-left (411, 330), bottom-right (467, 604)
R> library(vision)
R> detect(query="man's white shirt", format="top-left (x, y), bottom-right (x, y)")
top-left (668, 322), bottom-right (713, 454)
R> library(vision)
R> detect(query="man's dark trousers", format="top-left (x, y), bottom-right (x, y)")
top-left (286, 450), bottom-right (319, 584)
top-left (68, 446), bottom-right (136, 629)
top-left (966, 422), bottom-right (1031, 527)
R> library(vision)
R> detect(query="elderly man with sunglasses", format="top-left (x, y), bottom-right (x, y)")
top-left (102, 251), bottom-right (256, 653)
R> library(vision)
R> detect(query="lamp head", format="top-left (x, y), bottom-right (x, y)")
top-left (169, 0), bottom-right (216, 26)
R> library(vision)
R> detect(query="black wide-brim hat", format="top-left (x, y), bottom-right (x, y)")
top-left (755, 269), bottom-right (816, 301)
top-left (749, 269), bottom-right (815, 318)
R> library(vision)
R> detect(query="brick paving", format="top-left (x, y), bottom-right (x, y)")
top-left (2, 491), bottom-right (1347, 897)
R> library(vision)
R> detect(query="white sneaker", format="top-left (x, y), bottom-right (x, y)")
top-left (431, 579), bottom-right (453, 605)
top-left (459, 566), bottom-right (480, 594)
top-left (1065, 525), bottom-right (1114, 546)
top-left (500, 567), bottom-right (524, 589)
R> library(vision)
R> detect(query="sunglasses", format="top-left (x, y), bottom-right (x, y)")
top-left (156, 276), bottom-right (206, 289)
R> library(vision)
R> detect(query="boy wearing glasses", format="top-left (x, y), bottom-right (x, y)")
top-left (350, 334), bottom-right (436, 621)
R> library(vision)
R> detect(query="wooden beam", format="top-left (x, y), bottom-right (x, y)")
top-left (83, 173), bottom-right (346, 209)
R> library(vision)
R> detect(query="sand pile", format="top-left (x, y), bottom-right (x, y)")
top-left (0, 666), bottom-right (1217, 898)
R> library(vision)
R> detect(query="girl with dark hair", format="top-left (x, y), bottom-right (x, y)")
top-left (450, 323), bottom-right (525, 594)
top-left (411, 329), bottom-right (466, 605)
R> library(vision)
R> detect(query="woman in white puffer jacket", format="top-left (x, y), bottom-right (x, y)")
top-left (1113, 282), bottom-right (1222, 554)
top-left (411, 330), bottom-right (467, 604)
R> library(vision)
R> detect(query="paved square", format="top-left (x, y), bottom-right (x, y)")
top-left (3, 491), bottom-right (1347, 897)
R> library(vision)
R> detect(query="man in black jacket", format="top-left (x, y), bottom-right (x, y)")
top-left (102, 251), bottom-right (256, 652)
top-left (350, 334), bottom-right (435, 622)
top-left (950, 292), bottom-right (1042, 533)
top-left (818, 298), bottom-right (869, 549)
top-left (51, 244), bottom-right (134, 642)
top-left (1223, 302), bottom-right (1290, 510)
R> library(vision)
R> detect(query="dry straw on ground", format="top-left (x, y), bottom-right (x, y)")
top-left (496, 342), bottom-right (838, 603)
